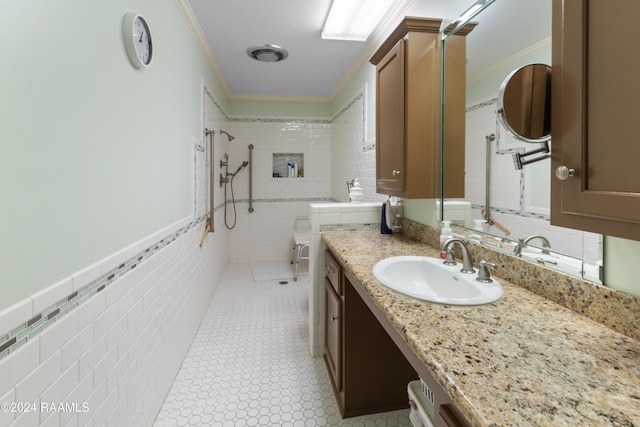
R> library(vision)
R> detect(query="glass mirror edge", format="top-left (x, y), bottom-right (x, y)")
top-left (450, 223), bottom-right (603, 283)
top-left (438, 0), bottom-right (604, 285)
top-left (441, 0), bottom-right (495, 40)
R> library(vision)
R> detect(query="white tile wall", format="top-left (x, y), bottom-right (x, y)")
top-left (223, 119), bottom-right (332, 264)
top-left (465, 103), bottom-right (521, 212)
top-left (223, 89), bottom-right (387, 265)
top-left (308, 202), bottom-right (383, 357)
top-left (0, 301), bottom-right (32, 339)
top-left (0, 217), bottom-right (225, 427)
top-left (305, 90), bottom-right (392, 357)
top-left (330, 89), bottom-right (385, 205)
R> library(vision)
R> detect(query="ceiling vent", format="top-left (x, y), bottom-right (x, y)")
top-left (246, 44), bottom-right (289, 63)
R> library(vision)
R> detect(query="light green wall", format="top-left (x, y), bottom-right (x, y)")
top-left (228, 98), bottom-right (331, 118)
top-left (0, 0), bottom-right (223, 310)
top-left (605, 237), bottom-right (640, 297)
top-left (467, 43), bottom-right (551, 104)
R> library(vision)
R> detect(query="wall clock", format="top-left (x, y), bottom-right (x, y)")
top-left (122, 12), bottom-right (153, 68)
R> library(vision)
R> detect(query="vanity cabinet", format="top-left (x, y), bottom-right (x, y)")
top-left (323, 251), bottom-right (341, 394)
top-left (324, 248), bottom-right (471, 426)
top-left (551, 0), bottom-right (640, 240)
top-left (323, 250), bottom-right (417, 418)
top-left (370, 17), bottom-right (474, 199)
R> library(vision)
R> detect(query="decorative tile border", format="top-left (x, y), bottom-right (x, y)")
top-left (331, 88), bottom-right (370, 152)
top-left (470, 203), bottom-right (550, 221)
top-left (0, 216), bottom-right (207, 361)
top-left (230, 197), bottom-right (335, 205)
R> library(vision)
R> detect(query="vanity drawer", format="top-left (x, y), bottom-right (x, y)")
top-left (325, 251), bottom-right (341, 295)
top-left (324, 279), bottom-right (342, 392)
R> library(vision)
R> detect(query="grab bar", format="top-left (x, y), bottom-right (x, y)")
top-left (248, 144), bottom-right (254, 213)
top-left (206, 128), bottom-right (215, 232)
top-left (483, 134), bottom-right (510, 236)
top-left (484, 134), bottom-right (495, 225)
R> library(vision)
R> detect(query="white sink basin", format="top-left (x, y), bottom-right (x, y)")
top-left (372, 256), bottom-right (503, 305)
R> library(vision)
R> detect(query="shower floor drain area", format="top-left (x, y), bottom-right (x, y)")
top-left (252, 261), bottom-right (294, 282)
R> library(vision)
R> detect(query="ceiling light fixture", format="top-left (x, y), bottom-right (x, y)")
top-left (246, 44), bottom-right (289, 63)
top-left (321, 0), bottom-right (395, 41)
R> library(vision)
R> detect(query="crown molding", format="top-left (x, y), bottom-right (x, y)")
top-left (174, 0), bottom-right (232, 99)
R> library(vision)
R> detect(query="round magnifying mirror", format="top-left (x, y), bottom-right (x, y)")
top-left (497, 64), bottom-right (551, 143)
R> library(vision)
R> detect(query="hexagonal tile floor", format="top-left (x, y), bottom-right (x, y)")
top-left (154, 264), bottom-right (412, 427)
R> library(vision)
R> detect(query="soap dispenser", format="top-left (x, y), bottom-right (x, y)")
top-left (348, 178), bottom-right (364, 203)
top-left (440, 220), bottom-right (453, 259)
top-left (469, 219), bottom-right (485, 243)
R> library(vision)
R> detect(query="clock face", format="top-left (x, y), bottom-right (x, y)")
top-left (123, 13), bottom-right (153, 68)
top-left (133, 17), bottom-right (152, 66)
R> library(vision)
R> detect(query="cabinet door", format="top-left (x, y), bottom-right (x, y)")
top-left (324, 251), bottom-right (340, 295)
top-left (324, 279), bottom-right (341, 391)
top-left (551, 0), bottom-right (640, 240)
top-left (376, 38), bottom-right (405, 194)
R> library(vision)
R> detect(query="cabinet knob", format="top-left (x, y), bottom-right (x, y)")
top-left (331, 316), bottom-right (339, 322)
top-left (555, 166), bottom-right (575, 181)
top-left (392, 169), bottom-right (401, 176)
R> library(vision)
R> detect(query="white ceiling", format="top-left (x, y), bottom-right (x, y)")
top-left (186, 0), bottom-right (551, 100)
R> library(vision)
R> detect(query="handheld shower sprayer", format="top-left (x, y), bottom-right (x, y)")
top-left (220, 156), bottom-right (249, 187)
top-left (230, 161), bottom-right (249, 178)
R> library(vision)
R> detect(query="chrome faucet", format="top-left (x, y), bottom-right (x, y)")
top-left (514, 235), bottom-right (551, 256)
top-left (441, 238), bottom-right (475, 274)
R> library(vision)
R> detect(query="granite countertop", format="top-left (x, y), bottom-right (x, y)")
top-left (323, 230), bottom-right (640, 427)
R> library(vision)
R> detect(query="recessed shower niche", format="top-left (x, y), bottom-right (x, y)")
top-left (273, 153), bottom-right (304, 178)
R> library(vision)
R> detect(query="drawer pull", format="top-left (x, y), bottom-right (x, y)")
top-left (331, 316), bottom-right (339, 322)
top-left (325, 266), bottom-right (336, 275)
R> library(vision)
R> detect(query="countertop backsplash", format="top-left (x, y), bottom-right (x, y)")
top-left (399, 218), bottom-right (640, 341)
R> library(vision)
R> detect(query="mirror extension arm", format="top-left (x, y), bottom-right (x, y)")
top-left (512, 142), bottom-right (550, 170)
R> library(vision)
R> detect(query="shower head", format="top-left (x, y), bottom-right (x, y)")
top-left (220, 130), bottom-right (235, 142)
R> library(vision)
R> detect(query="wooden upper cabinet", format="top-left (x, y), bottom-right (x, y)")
top-left (370, 17), bottom-right (474, 199)
top-left (551, 0), bottom-right (640, 240)
top-left (375, 39), bottom-right (406, 194)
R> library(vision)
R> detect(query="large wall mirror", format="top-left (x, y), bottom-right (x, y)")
top-left (440, 0), bottom-right (603, 284)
